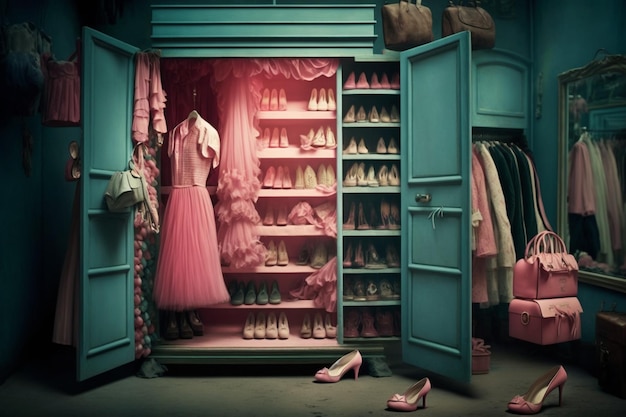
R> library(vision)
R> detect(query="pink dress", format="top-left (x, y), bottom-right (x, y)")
top-left (153, 113), bottom-right (230, 310)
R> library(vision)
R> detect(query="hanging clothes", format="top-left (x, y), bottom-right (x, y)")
top-left (153, 112), bottom-right (230, 310)
top-left (132, 51), bottom-right (168, 144)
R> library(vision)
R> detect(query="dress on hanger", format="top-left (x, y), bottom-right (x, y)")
top-left (153, 112), bottom-right (230, 310)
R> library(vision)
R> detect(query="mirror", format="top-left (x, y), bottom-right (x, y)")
top-left (558, 54), bottom-right (626, 292)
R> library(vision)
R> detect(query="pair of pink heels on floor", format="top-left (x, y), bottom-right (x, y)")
top-left (313, 350), bottom-right (430, 411)
top-left (314, 350), bottom-right (567, 415)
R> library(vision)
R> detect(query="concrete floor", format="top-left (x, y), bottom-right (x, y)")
top-left (1, 341), bottom-right (624, 417)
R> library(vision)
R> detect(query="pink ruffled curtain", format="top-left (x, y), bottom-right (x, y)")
top-left (211, 58), bottom-right (338, 268)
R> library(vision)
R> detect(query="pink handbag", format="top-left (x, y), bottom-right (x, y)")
top-left (509, 297), bottom-right (583, 345)
top-left (513, 231), bottom-right (578, 299)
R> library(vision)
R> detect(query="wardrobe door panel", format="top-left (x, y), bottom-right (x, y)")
top-left (79, 27), bottom-right (138, 381)
top-left (400, 32), bottom-right (472, 383)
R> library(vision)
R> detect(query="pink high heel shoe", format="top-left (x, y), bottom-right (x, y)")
top-left (387, 377), bottom-right (431, 411)
top-left (507, 365), bottom-right (567, 415)
top-left (314, 350), bottom-right (362, 383)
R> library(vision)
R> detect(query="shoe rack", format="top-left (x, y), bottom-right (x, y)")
top-left (338, 57), bottom-right (402, 342)
top-left (209, 75), bottom-right (339, 347)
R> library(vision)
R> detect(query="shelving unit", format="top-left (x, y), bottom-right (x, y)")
top-left (337, 57), bottom-right (402, 343)
top-left (207, 74), bottom-right (340, 348)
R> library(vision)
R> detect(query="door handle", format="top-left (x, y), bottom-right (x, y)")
top-left (415, 193), bottom-right (432, 203)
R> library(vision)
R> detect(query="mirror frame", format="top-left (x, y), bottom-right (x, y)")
top-left (557, 54), bottom-right (626, 294)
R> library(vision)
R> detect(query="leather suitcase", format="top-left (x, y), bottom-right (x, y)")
top-left (509, 297), bottom-right (582, 345)
top-left (596, 311), bottom-right (626, 398)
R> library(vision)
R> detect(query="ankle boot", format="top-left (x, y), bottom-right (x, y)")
top-left (187, 310), bottom-right (204, 336)
top-left (164, 310), bottom-right (179, 340)
top-left (177, 312), bottom-right (194, 339)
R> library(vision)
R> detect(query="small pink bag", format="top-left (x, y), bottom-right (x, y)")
top-left (513, 231), bottom-right (578, 300)
top-left (509, 297), bottom-right (582, 345)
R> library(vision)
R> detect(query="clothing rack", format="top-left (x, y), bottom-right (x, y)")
top-left (472, 127), bottom-right (526, 144)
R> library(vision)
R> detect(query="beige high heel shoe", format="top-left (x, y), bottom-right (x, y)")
top-left (265, 240), bottom-right (278, 266)
top-left (269, 127), bottom-right (280, 148)
top-left (281, 166), bottom-right (292, 189)
top-left (390, 104), bottom-right (400, 122)
top-left (325, 164), bottom-right (336, 186)
top-left (269, 88), bottom-right (279, 111)
top-left (387, 137), bottom-right (398, 154)
top-left (366, 165), bottom-right (379, 187)
top-left (317, 88), bottom-right (328, 111)
top-left (262, 166), bottom-right (276, 188)
top-left (368, 105), bottom-right (380, 122)
top-left (273, 166), bottom-right (284, 189)
top-left (265, 312), bottom-right (278, 339)
top-left (301, 314), bottom-right (312, 339)
top-left (243, 312), bottom-right (255, 339)
top-left (312, 125), bottom-right (326, 147)
top-left (378, 165), bottom-right (389, 187)
top-left (278, 88), bottom-right (287, 111)
top-left (254, 312), bottom-right (267, 339)
top-left (260, 88), bottom-right (270, 110)
top-left (343, 136), bottom-right (358, 154)
top-left (376, 137), bottom-right (387, 154)
top-left (317, 164), bottom-right (328, 187)
top-left (356, 105), bottom-right (367, 122)
top-left (327, 89), bottom-right (336, 111)
top-left (357, 138), bottom-right (369, 154)
top-left (343, 202), bottom-right (356, 230)
top-left (279, 127), bottom-right (289, 148)
top-left (343, 104), bottom-right (356, 123)
top-left (313, 312), bottom-right (326, 339)
top-left (303, 165), bottom-right (317, 189)
top-left (276, 205), bottom-right (288, 226)
top-left (277, 240), bottom-right (289, 266)
top-left (294, 165), bottom-right (305, 189)
top-left (325, 126), bottom-right (337, 149)
top-left (300, 128), bottom-right (314, 149)
top-left (278, 312), bottom-right (290, 339)
top-left (324, 314), bottom-right (337, 339)
top-left (356, 162), bottom-right (367, 186)
top-left (388, 164), bottom-right (400, 186)
top-left (343, 162), bottom-right (358, 187)
top-left (308, 88), bottom-right (318, 111)
top-left (380, 106), bottom-right (390, 122)
top-left (260, 127), bottom-right (270, 148)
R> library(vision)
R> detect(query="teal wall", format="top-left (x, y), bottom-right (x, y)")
top-left (531, 1), bottom-right (626, 344)
top-left (0, 0), bottom-right (622, 382)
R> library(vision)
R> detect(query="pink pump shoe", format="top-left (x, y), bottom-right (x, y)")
top-left (507, 365), bottom-right (567, 415)
top-left (387, 377), bottom-right (431, 411)
top-left (314, 350), bottom-right (362, 383)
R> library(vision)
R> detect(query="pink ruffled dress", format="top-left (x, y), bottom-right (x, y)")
top-left (153, 113), bottom-right (230, 310)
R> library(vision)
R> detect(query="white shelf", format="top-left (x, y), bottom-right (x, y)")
top-left (256, 225), bottom-right (327, 236)
top-left (341, 186), bottom-right (400, 194)
top-left (258, 188), bottom-right (337, 198)
top-left (258, 101), bottom-right (336, 120)
top-left (342, 153), bottom-right (400, 160)
top-left (258, 146), bottom-right (336, 159)
top-left (206, 299), bottom-right (320, 310)
top-left (222, 263), bottom-right (322, 274)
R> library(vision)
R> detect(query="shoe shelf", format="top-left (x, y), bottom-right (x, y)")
top-left (257, 189), bottom-right (336, 198)
top-left (222, 264), bottom-right (320, 274)
top-left (342, 186), bottom-right (400, 194)
top-left (258, 147), bottom-right (335, 159)
top-left (342, 154), bottom-right (401, 161)
top-left (207, 299), bottom-right (321, 310)
top-left (342, 230), bottom-right (401, 237)
top-left (256, 225), bottom-right (328, 236)
top-left (343, 122), bottom-right (400, 128)
top-left (342, 89), bottom-right (400, 96)
top-left (337, 59), bottom-right (402, 344)
top-left (257, 102), bottom-right (336, 120)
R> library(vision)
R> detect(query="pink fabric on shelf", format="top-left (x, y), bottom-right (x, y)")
top-left (153, 114), bottom-right (230, 310)
top-left (290, 256), bottom-right (337, 313)
top-left (132, 52), bottom-right (167, 144)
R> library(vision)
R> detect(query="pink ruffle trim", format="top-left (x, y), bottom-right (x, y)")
top-left (290, 257), bottom-right (337, 313)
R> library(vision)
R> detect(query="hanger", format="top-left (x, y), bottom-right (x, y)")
top-left (188, 87), bottom-right (199, 120)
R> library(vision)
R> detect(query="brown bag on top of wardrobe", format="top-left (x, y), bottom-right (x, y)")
top-left (442, 0), bottom-right (495, 50)
top-left (381, 0), bottom-right (434, 51)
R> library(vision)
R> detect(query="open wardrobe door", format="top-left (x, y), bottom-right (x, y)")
top-left (78, 27), bottom-right (139, 381)
top-left (400, 32), bottom-right (473, 382)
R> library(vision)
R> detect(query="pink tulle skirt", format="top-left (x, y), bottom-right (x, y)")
top-left (154, 186), bottom-right (230, 310)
